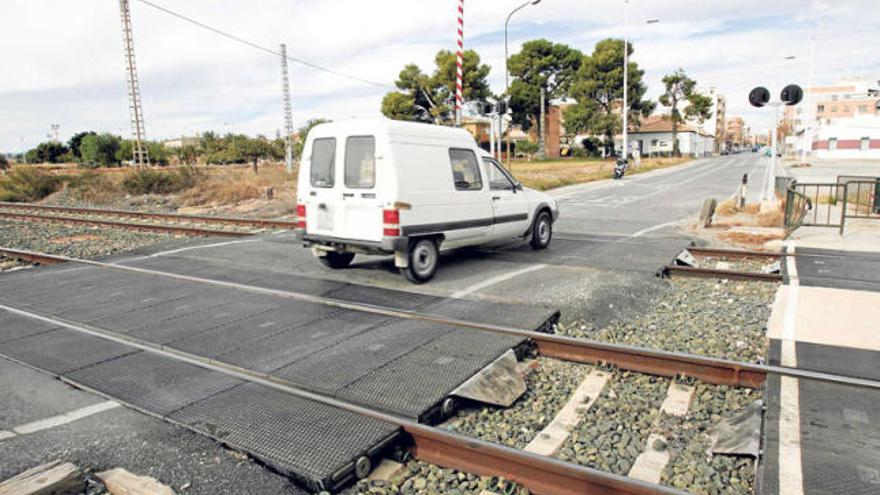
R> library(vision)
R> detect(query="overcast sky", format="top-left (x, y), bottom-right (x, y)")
top-left (1, 0), bottom-right (878, 151)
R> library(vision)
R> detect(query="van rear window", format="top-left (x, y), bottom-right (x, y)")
top-left (344, 136), bottom-right (376, 189)
top-left (448, 149), bottom-right (482, 191)
top-left (310, 138), bottom-right (336, 188)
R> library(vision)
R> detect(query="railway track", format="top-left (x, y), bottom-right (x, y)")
top-left (0, 202), bottom-right (297, 237)
top-left (3, 247), bottom-right (878, 494)
top-left (659, 246), bottom-right (785, 283)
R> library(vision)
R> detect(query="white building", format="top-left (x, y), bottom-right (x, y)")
top-left (695, 86), bottom-right (726, 153)
top-left (810, 115), bottom-right (880, 159)
top-left (619, 116), bottom-right (715, 158)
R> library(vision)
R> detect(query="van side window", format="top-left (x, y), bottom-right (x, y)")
top-left (310, 138), bottom-right (336, 188)
top-left (485, 158), bottom-right (515, 191)
top-left (448, 149), bottom-right (483, 191)
top-left (344, 136), bottom-right (376, 189)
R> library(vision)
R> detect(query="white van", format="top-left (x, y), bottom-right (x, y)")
top-left (295, 119), bottom-right (559, 283)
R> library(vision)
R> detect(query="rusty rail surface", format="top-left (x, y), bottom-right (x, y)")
top-left (0, 247), bottom-right (66, 265)
top-left (660, 265), bottom-right (783, 283)
top-left (0, 202), bottom-right (298, 229)
top-left (686, 246), bottom-right (785, 259)
top-left (0, 211), bottom-right (252, 238)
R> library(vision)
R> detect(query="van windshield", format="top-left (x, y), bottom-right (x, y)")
top-left (310, 138), bottom-right (336, 188)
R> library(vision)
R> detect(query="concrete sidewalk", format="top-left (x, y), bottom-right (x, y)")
top-left (761, 222), bottom-right (880, 495)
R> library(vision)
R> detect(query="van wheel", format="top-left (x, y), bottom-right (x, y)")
top-left (530, 211), bottom-right (552, 250)
top-left (403, 238), bottom-right (439, 283)
top-left (319, 252), bottom-right (355, 269)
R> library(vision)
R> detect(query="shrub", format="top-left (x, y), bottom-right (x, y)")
top-left (122, 168), bottom-right (177, 195)
top-left (0, 167), bottom-right (62, 202)
top-left (67, 171), bottom-right (120, 203)
top-left (121, 165), bottom-right (205, 195)
top-left (0, 154), bottom-right (9, 170)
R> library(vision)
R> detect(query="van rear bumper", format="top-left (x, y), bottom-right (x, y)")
top-left (296, 231), bottom-right (408, 253)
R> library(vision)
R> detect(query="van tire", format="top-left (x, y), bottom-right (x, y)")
top-left (530, 210), bottom-right (552, 250)
top-left (403, 238), bottom-right (439, 283)
top-left (319, 252), bottom-right (355, 269)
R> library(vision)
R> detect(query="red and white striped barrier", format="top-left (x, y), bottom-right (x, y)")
top-left (455, 0), bottom-right (464, 126)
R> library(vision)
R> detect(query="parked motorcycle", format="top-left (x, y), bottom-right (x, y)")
top-left (613, 158), bottom-right (627, 180)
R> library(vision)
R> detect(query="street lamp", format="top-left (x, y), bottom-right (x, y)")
top-left (622, 3), bottom-right (659, 163)
top-left (504, 0), bottom-right (541, 164)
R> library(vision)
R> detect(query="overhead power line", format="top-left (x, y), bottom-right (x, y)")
top-left (133, 0), bottom-right (393, 89)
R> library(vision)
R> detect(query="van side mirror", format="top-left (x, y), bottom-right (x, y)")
top-left (514, 182), bottom-right (524, 192)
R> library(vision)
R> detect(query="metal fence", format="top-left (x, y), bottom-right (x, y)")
top-left (784, 177), bottom-right (880, 236)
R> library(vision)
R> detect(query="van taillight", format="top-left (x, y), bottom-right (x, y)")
top-left (382, 209), bottom-right (400, 224)
top-left (383, 209), bottom-right (400, 237)
top-left (296, 204), bottom-right (306, 229)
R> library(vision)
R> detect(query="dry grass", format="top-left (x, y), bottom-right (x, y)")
top-left (718, 230), bottom-right (783, 247)
top-left (178, 164), bottom-right (297, 207)
top-left (507, 157), bottom-right (690, 191)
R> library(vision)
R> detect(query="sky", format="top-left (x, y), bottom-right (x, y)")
top-left (1, 0), bottom-right (879, 152)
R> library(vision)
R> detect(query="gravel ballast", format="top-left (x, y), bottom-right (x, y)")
top-left (559, 278), bottom-right (776, 363)
top-left (445, 358), bottom-right (590, 449)
top-left (0, 220), bottom-right (182, 259)
top-left (557, 370), bottom-right (669, 475)
top-left (659, 383), bottom-right (762, 494)
top-left (346, 460), bottom-right (528, 495)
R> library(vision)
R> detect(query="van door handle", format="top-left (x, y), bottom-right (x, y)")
top-left (342, 193), bottom-right (354, 198)
top-left (492, 196), bottom-right (501, 200)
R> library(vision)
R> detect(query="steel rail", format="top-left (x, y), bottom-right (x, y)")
top-left (0, 303), bottom-right (683, 495)
top-left (686, 246), bottom-right (785, 259)
top-left (0, 211), bottom-right (252, 238)
top-left (0, 247), bottom-right (65, 265)
top-left (660, 265), bottom-right (783, 283)
top-left (0, 202), bottom-right (298, 229)
top-left (2, 247), bottom-right (878, 391)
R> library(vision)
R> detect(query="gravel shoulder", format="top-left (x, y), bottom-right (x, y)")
top-left (558, 278), bottom-right (777, 363)
top-left (0, 220), bottom-right (186, 260)
top-left (346, 460), bottom-right (528, 495)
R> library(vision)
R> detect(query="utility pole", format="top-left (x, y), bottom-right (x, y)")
top-left (119, 0), bottom-right (149, 167)
top-left (538, 86), bottom-right (546, 159)
top-left (280, 43), bottom-right (294, 173)
top-left (622, 0), bottom-right (629, 162)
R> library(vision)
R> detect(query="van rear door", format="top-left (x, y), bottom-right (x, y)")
top-left (304, 137), bottom-right (338, 237)
top-left (335, 135), bottom-right (382, 243)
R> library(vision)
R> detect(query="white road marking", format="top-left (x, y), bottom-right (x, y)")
top-left (450, 263), bottom-right (546, 299)
top-left (0, 430), bottom-right (16, 441)
top-left (147, 239), bottom-right (259, 258)
top-left (4, 400), bottom-right (120, 439)
top-left (630, 219), bottom-right (682, 238)
top-left (778, 242), bottom-right (804, 495)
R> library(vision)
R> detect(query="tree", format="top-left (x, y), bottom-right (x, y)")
top-left (507, 39), bottom-right (582, 131)
top-left (68, 131), bottom-right (96, 159)
top-left (239, 136), bottom-right (274, 173)
top-left (564, 38), bottom-right (655, 156)
top-left (380, 49), bottom-right (492, 124)
top-left (80, 133), bottom-right (122, 168)
top-left (25, 141), bottom-right (69, 164)
top-left (0, 154), bottom-right (8, 170)
top-left (659, 68), bottom-right (712, 157)
top-left (294, 118), bottom-right (331, 158)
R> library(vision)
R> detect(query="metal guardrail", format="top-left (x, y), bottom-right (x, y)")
top-left (784, 177), bottom-right (880, 237)
top-left (839, 179), bottom-right (880, 234)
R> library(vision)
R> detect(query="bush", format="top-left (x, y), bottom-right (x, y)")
top-left (0, 167), bottom-right (62, 202)
top-left (121, 165), bottom-right (205, 195)
top-left (80, 133), bottom-right (122, 168)
top-left (67, 171), bottom-right (120, 203)
top-left (0, 154), bottom-right (9, 169)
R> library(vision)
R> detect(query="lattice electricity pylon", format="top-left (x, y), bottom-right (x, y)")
top-left (119, 0), bottom-right (149, 166)
top-left (280, 43), bottom-right (294, 173)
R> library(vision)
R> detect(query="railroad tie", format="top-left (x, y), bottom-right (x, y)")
top-left (523, 367), bottom-right (610, 457)
top-left (627, 382), bottom-right (696, 484)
